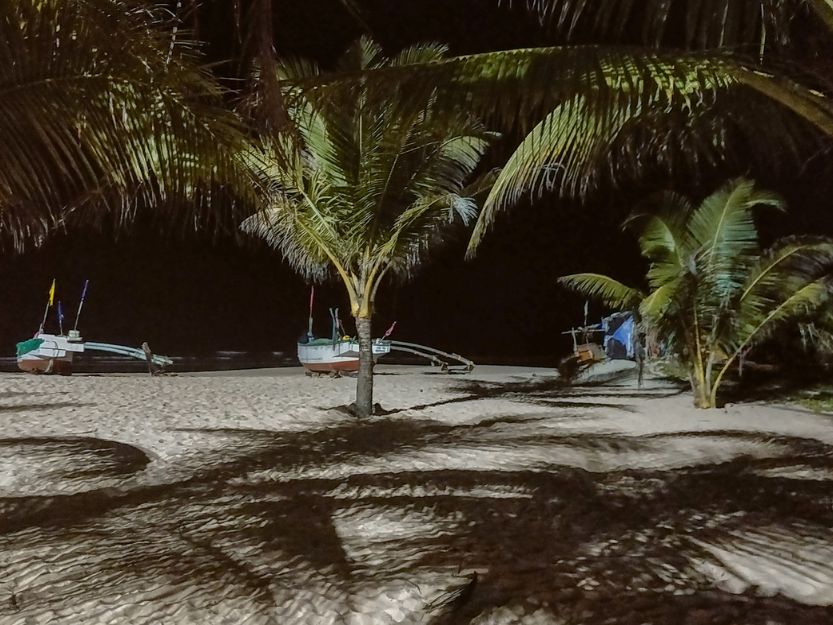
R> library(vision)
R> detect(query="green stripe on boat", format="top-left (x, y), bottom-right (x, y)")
top-left (16, 338), bottom-right (44, 357)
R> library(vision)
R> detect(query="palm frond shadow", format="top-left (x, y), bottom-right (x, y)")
top-left (0, 402), bottom-right (95, 413)
top-left (1, 421), bottom-right (833, 623)
top-left (371, 376), bottom-right (654, 414)
top-left (412, 433), bottom-right (833, 624)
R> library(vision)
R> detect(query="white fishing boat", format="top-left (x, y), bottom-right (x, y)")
top-left (16, 280), bottom-right (172, 375)
top-left (297, 290), bottom-right (392, 374)
top-left (297, 337), bottom-right (391, 374)
top-left (296, 289), bottom-right (474, 375)
top-left (16, 331), bottom-right (85, 375)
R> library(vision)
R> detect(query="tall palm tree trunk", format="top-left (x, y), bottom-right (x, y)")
top-left (355, 315), bottom-right (374, 417)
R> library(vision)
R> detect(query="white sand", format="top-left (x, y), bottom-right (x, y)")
top-left (0, 364), bottom-right (832, 624)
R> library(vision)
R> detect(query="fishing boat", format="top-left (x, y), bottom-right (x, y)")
top-left (297, 293), bottom-right (391, 374)
top-left (16, 280), bottom-right (172, 375)
top-left (16, 331), bottom-right (85, 374)
top-left (296, 288), bottom-right (474, 375)
top-left (298, 336), bottom-right (392, 374)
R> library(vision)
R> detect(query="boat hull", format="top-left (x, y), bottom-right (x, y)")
top-left (16, 333), bottom-right (85, 375)
top-left (17, 356), bottom-right (74, 375)
top-left (298, 340), bottom-right (390, 373)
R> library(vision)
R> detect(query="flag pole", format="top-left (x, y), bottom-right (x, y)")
top-left (73, 280), bottom-right (89, 331)
top-left (39, 302), bottom-right (49, 334)
top-left (307, 286), bottom-right (315, 337)
top-left (39, 279), bottom-right (55, 333)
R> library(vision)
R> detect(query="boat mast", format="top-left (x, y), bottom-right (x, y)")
top-left (73, 280), bottom-right (90, 331)
top-left (38, 279), bottom-right (55, 333)
top-left (307, 286), bottom-right (315, 338)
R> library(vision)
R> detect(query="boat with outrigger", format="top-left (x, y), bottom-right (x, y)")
top-left (16, 279), bottom-right (172, 375)
top-left (297, 288), bottom-right (475, 376)
top-left (559, 303), bottom-right (639, 381)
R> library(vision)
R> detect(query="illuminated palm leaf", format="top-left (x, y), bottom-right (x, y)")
top-left (243, 37), bottom-right (497, 310)
top-left (627, 193), bottom-right (695, 290)
top-left (732, 237), bottom-right (833, 351)
top-left (558, 273), bottom-right (644, 309)
top-left (283, 2), bottom-right (833, 253)
top-left (687, 178), bottom-right (784, 303)
top-left (499, 0), bottom-right (809, 49)
top-left (0, 0), bottom-right (255, 249)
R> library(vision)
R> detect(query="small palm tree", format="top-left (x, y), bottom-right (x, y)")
top-left (560, 179), bottom-right (833, 408)
top-left (242, 37), bottom-right (497, 417)
top-left (0, 0), bottom-right (254, 249)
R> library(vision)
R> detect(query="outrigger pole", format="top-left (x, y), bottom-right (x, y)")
top-left (73, 280), bottom-right (90, 331)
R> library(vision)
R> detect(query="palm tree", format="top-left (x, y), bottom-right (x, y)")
top-left (560, 179), bottom-right (833, 408)
top-left (0, 0), bottom-right (255, 249)
top-left (241, 37), bottom-right (497, 417)
top-left (268, 0), bottom-right (833, 253)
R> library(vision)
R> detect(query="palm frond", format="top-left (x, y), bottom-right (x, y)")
top-left (798, 309), bottom-right (833, 354)
top-left (730, 277), bottom-right (833, 353)
top-left (1, 0), bottom-right (256, 249)
top-left (288, 45), bottom-right (752, 134)
top-left (687, 178), bottom-right (784, 302)
top-left (734, 237), bottom-right (833, 341)
top-left (392, 42), bottom-right (451, 67)
top-left (558, 273), bottom-right (644, 309)
top-left (285, 38), bottom-right (833, 256)
top-left (470, 94), bottom-right (628, 251)
top-left (244, 38), bottom-right (497, 298)
top-left (809, 0), bottom-right (833, 33)
top-left (629, 193), bottom-right (694, 259)
top-left (499, 0), bottom-right (805, 50)
top-left (640, 280), bottom-right (684, 320)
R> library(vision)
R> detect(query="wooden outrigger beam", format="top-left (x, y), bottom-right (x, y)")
top-left (387, 340), bottom-right (474, 373)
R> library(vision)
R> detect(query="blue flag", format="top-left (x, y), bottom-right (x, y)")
top-left (57, 301), bottom-right (64, 333)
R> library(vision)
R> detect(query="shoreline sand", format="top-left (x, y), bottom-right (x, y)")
top-left (1, 365), bottom-right (832, 624)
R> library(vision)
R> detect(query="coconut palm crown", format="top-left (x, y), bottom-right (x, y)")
top-left (242, 37), bottom-right (498, 416)
top-left (560, 179), bottom-right (833, 408)
top-left (1, 0), bottom-right (255, 249)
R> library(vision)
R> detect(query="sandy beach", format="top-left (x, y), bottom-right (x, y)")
top-left (1, 364), bottom-right (832, 624)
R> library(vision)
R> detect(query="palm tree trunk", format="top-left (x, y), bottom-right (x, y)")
top-left (690, 373), bottom-right (713, 408)
top-left (354, 315), bottom-right (373, 417)
top-left (703, 353), bottom-right (715, 406)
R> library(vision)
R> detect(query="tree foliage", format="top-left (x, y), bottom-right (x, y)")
top-left (0, 0), bottom-right (255, 250)
top-left (278, 1), bottom-right (833, 254)
top-left (560, 179), bottom-right (833, 408)
top-left (242, 37), bottom-right (497, 415)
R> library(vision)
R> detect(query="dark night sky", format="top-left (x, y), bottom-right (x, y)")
top-left (2, 1), bottom-right (833, 364)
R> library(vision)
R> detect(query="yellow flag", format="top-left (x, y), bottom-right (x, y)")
top-left (48, 279), bottom-right (55, 306)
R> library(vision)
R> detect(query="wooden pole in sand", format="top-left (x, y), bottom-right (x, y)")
top-left (141, 342), bottom-right (155, 377)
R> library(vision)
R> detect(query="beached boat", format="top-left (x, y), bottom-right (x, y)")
top-left (16, 332), bottom-right (85, 375)
top-left (297, 337), bottom-right (391, 374)
top-left (16, 331), bottom-right (174, 375)
top-left (17, 280), bottom-right (173, 375)
top-left (298, 289), bottom-right (473, 375)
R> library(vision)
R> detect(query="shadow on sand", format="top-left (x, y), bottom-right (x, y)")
top-left (0, 393), bottom-right (832, 623)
